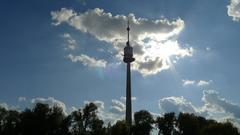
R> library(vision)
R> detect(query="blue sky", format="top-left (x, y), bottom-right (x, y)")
top-left (1, 0), bottom-right (240, 126)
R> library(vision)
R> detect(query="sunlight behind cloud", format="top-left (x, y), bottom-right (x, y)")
top-left (52, 8), bottom-right (194, 76)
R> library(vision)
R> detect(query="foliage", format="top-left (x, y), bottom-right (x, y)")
top-left (156, 112), bottom-right (176, 135)
top-left (0, 103), bottom-right (239, 135)
top-left (111, 120), bottom-right (129, 135)
top-left (133, 110), bottom-right (154, 135)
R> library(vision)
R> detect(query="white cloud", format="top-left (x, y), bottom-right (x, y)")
top-left (227, 0), bottom-right (240, 21)
top-left (62, 33), bottom-right (77, 50)
top-left (18, 96), bottom-right (26, 102)
top-left (159, 90), bottom-right (240, 126)
top-left (202, 90), bottom-right (240, 118)
top-left (69, 106), bottom-right (78, 112)
top-left (0, 102), bottom-right (9, 110)
top-left (182, 79), bottom-right (196, 86)
top-left (0, 102), bottom-right (20, 111)
top-left (51, 8), bottom-right (194, 76)
top-left (67, 54), bottom-right (107, 68)
top-left (110, 99), bottom-right (126, 114)
top-left (51, 8), bottom-right (76, 26)
top-left (120, 96), bottom-right (137, 102)
top-left (182, 79), bottom-right (212, 87)
top-left (197, 80), bottom-right (212, 86)
top-left (159, 96), bottom-right (203, 115)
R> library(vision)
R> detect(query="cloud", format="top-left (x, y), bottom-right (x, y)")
top-left (227, 0), bottom-right (240, 21)
top-left (159, 90), bottom-right (240, 126)
top-left (120, 96), bottom-right (137, 102)
top-left (202, 90), bottom-right (240, 118)
top-left (51, 8), bottom-right (76, 26)
top-left (67, 54), bottom-right (107, 68)
top-left (18, 97), bottom-right (27, 102)
top-left (197, 80), bottom-right (212, 86)
top-left (110, 99), bottom-right (126, 114)
top-left (0, 102), bottom-right (9, 110)
top-left (182, 79), bottom-right (212, 87)
top-left (51, 8), bottom-right (184, 42)
top-left (51, 8), bottom-right (194, 76)
top-left (182, 79), bottom-right (196, 86)
top-left (62, 33), bottom-right (77, 50)
top-left (159, 96), bottom-right (203, 115)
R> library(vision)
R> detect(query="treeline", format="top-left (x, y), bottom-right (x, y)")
top-left (0, 102), bottom-right (239, 135)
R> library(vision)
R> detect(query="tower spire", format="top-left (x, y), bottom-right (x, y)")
top-left (127, 20), bottom-right (130, 46)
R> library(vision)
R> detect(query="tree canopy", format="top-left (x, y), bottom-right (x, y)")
top-left (0, 103), bottom-right (239, 135)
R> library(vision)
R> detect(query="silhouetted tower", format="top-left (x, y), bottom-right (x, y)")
top-left (123, 21), bottom-right (135, 126)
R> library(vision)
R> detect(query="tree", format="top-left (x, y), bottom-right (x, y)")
top-left (59, 115), bottom-right (72, 135)
top-left (83, 103), bottom-right (98, 132)
top-left (133, 110), bottom-right (154, 135)
top-left (1, 102), bottom-right (240, 135)
top-left (71, 109), bottom-right (82, 135)
top-left (156, 112), bottom-right (176, 135)
top-left (91, 119), bottom-right (107, 135)
top-left (0, 107), bottom-right (9, 134)
top-left (111, 120), bottom-right (129, 135)
top-left (201, 122), bottom-right (239, 135)
top-left (48, 105), bottom-right (66, 135)
top-left (20, 103), bottom-right (66, 135)
top-left (20, 108), bottom-right (36, 135)
top-left (71, 103), bottom-right (106, 135)
top-left (176, 113), bottom-right (200, 135)
top-left (0, 108), bottom-right (20, 135)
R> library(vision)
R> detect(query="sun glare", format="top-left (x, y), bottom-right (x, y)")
top-left (145, 40), bottom-right (182, 62)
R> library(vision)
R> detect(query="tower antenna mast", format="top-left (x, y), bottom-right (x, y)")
top-left (127, 19), bottom-right (130, 46)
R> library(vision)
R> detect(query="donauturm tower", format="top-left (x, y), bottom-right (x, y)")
top-left (123, 21), bottom-right (135, 126)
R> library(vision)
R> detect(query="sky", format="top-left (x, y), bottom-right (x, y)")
top-left (1, 0), bottom-right (240, 127)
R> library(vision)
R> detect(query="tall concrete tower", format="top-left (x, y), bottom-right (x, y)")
top-left (123, 21), bottom-right (135, 126)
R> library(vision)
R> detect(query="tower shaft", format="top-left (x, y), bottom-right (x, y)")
top-left (126, 62), bottom-right (132, 125)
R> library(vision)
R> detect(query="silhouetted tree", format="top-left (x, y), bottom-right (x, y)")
top-left (20, 108), bottom-right (37, 135)
top-left (177, 113), bottom-right (200, 135)
top-left (0, 107), bottom-right (9, 134)
top-left (133, 110), bottom-right (154, 135)
top-left (48, 105), bottom-right (65, 135)
top-left (71, 109), bottom-right (84, 135)
top-left (0, 108), bottom-right (20, 135)
top-left (156, 112), bottom-right (176, 135)
top-left (201, 121), bottom-right (239, 135)
top-left (70, 103), bottom-right (105, 135)
top-left (91, 119), bottom-right (106, 135)
top-left (59, 115), bottom-right (72, 135)
top-left (20, 103), bottom-right (66, 135)
top-left (1, 102), bottom-right (240, 135)
top-left (83, 103), bottom-right (98, 133)
top-left (111, 120), bottom-right (129, 135)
